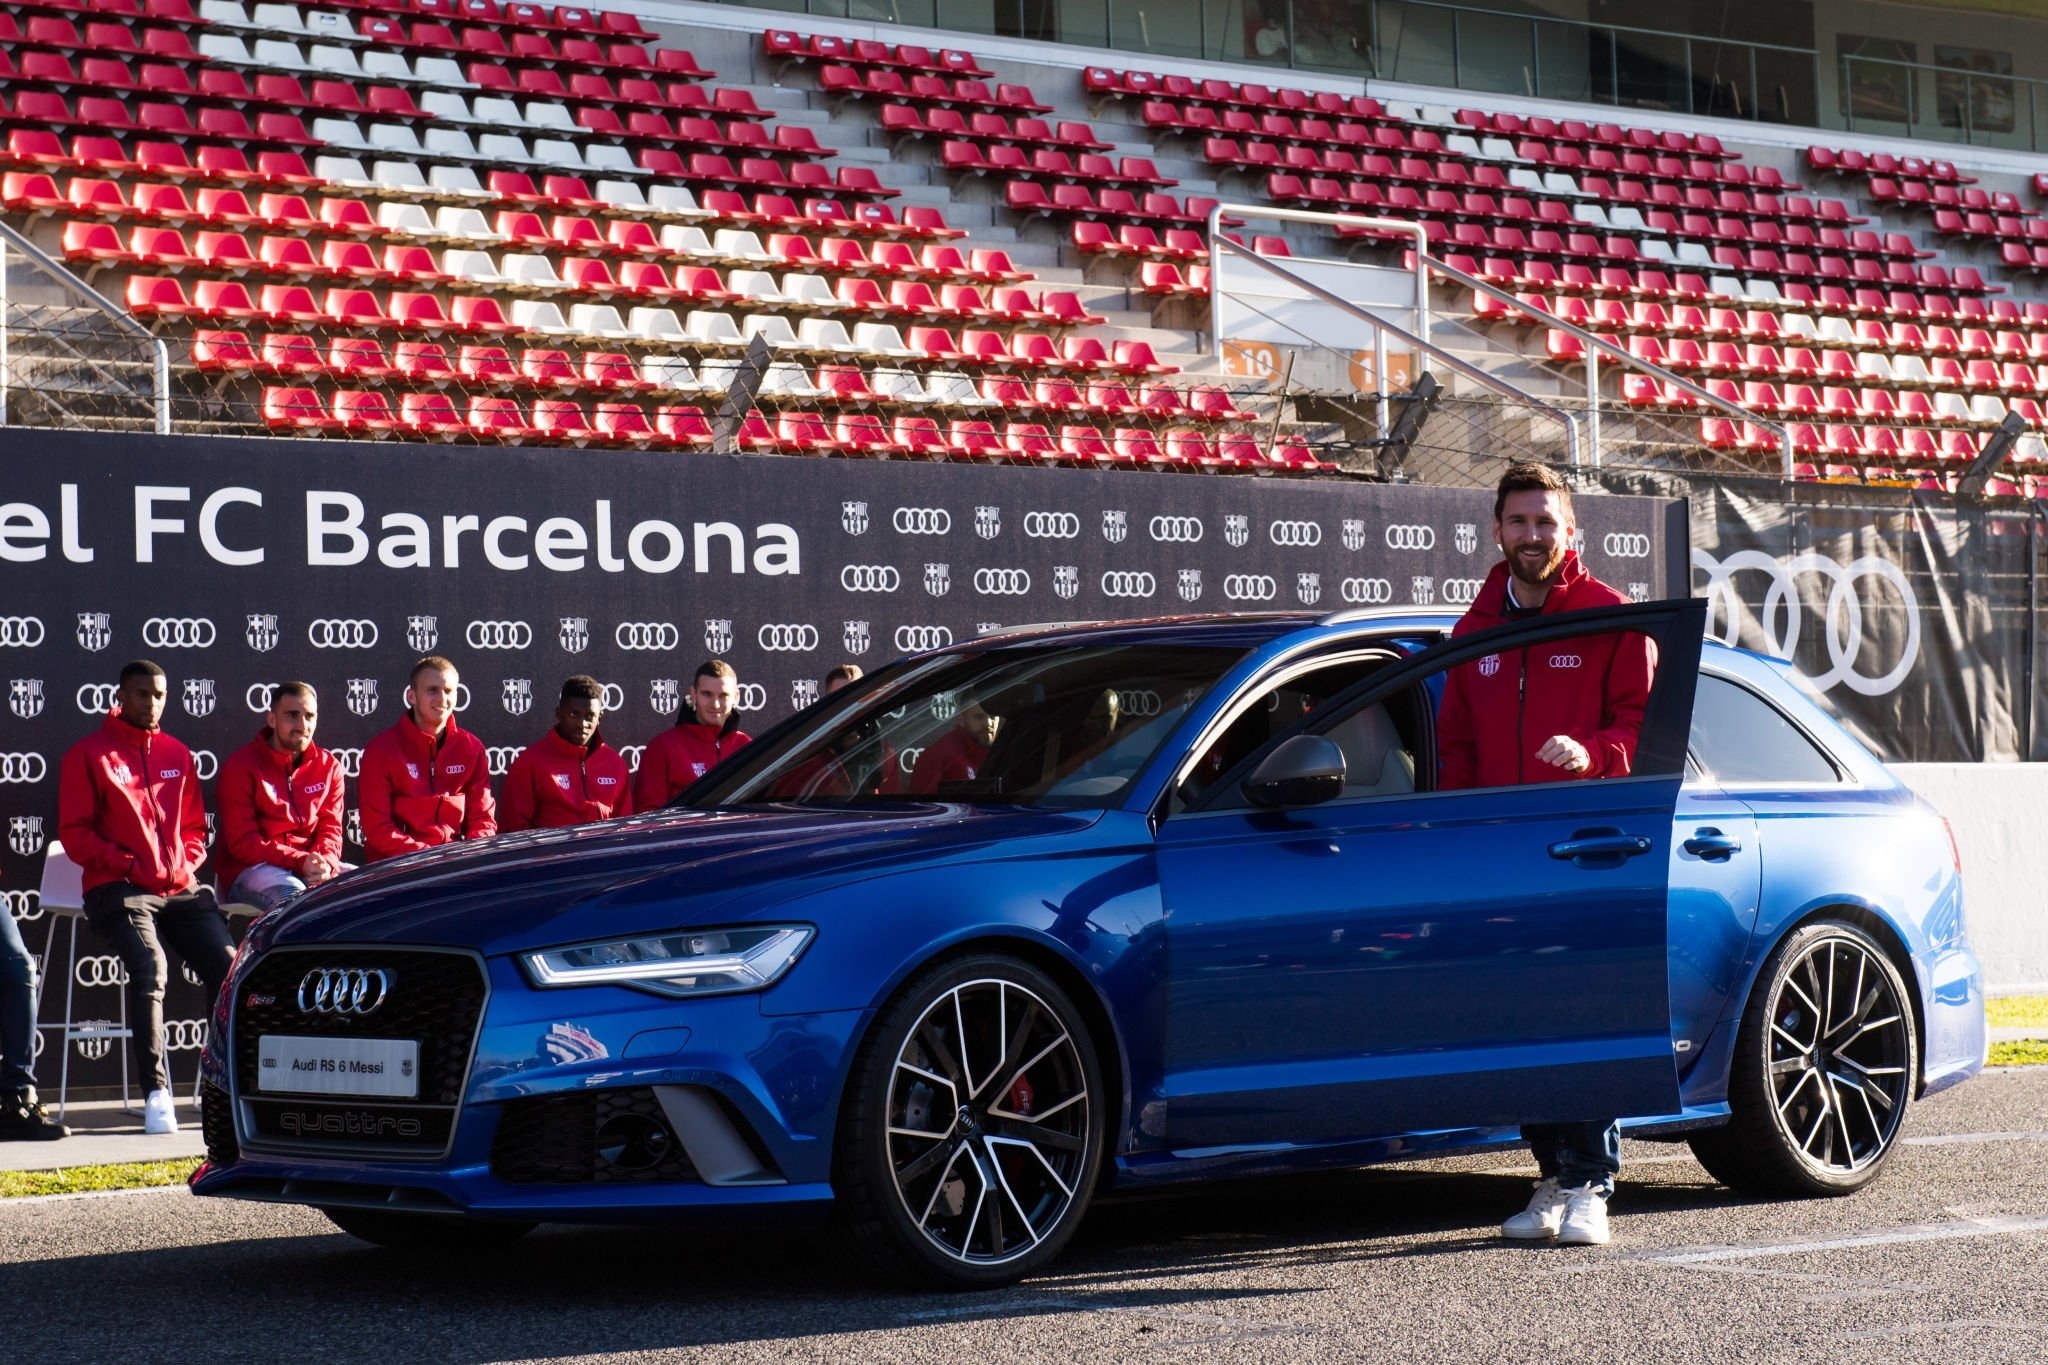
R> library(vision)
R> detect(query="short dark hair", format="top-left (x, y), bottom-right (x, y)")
top-left (119, 660), bottom-right (164, 686)
top-left (272, 681), bottom-right (316, 707)
top-left (1493, 462), bottom-right (1574, 522)
top-left (560, 674), bottom-right (602, 704)
top-left (409, 654), bottom-right (458, 685)
top-left (823, 663), bottom-right (863, 687)
top-left (694, 659), bottom-right (736, 686)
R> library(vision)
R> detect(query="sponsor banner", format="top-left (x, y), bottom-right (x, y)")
top-left (0, 430), bottom-right (1678, 1087)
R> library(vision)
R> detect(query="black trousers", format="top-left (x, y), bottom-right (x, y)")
top-left (82, 883), bottom-right (235, 1095)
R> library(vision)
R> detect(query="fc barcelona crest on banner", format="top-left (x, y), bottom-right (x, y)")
top-left (77, 612), bottom-right (112, 652)
top-left (1296, 572), bottom-right (1322, 606)
top-left (7, 678), bottom-right (43, 719)
top-left (345, 678), bottom-right (378, 717)
top-left (182, 678), bottom-right (217, 718)
top-left (344, 808), bottom-right (363, 849)
top-left (791, 679), bottom-right (819, 709)
top-left (1101, 510), bottom-right (1128, 544)
top-left (924, 563), bottom-right (951, 597)
top-left (704, 619), bottom-right (733, 654)
top-left (558, 617), bottom-right (589, 653)
top-left (407, 615), bottom-right (439, 652)
top-left (841, 501), bottom-right (869, 536)
top-left (843, 620), bottom-right (871, 655)
top-left (1341, 519), bottom-right (1367, 552)
top-left (8, 815), bottom-right (44, 857)
top-left (1224, 515), bottom-right (1250, 548)
top-left (1455, 522), bottom-right (1480, 556)
top-left (502, 678), bottom-right (534, 716)
top-left (650, 679), bottom-right (680, 716)
top-left (974, 505), bottom-right (1002, 540)
top-left (1177, 569), bottom-right (1203, 603)
top-left (245, 614), bottom-right (280, 652)
top-left (1053, 566), bottom-right (1080, 600)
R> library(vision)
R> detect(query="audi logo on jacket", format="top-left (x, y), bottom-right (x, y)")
top-left (631, 720), bottom-right (751, 812)
top-left (357, 714), bottom-right (497, 861)
top-left (213, 727), bottom-right (346, 895)
top-left (500, 727), bottom-right (635, 832)
top-left (57, 713), bottom-right (209, 897)
top-left (1437, 552), bottom-right (1654, 790)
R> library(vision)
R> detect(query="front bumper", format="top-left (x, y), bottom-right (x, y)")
top-left (192, 949), bottom-right (864, 1223)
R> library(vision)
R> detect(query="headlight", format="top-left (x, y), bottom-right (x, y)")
top-left (520, 926), bottom-right (814, 998)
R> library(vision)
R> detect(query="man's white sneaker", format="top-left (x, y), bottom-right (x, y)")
top-left (1501, 1177), bottom-right (1570, 1239)
top-left (143, 1089), bottom-right (179, 1135)
top-left (1557, 1184), bottom-right (1611, 1245)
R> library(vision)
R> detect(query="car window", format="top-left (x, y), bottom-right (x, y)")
top-left (1176, 654), bottom-right (1400, 809)
top-left (1688, 674), bottom-right (1840, 786)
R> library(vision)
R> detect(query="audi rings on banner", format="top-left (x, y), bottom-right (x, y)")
top-left (485, 745), bottom-right (525, 776)
top-left (2, 890), bottom-right (43, 922)
top-left (1148, 515), bottom-right (1204, 543)
top-left (840, 565), bottom-right (902, 593)
top-left (1340, 577), bottom-right (1394, 604)
top-left (1023, 511), bottom-right (1079, 538)
top-left (1441, 578), bottom-right (1485, 605)
top-left (75, 955), bottom-right (129, 988)
top-left (1116, 689), bottom-right (1163, 718)
top-left (245, 682), bottom-right (278, 713)
top-left (1384, 524), bottom-right (1436, 551)
top-left (0, 617), bottom-right (45, 648)
top-left (1225, 574), bottom-right (1278, 601)
top-left (0, 753), bottom-right (48, 783)
top-left (599, 682), bottom-right (626, 711)
top-left (895, 625), bottom-right (953, 652)
top-left (614, 621), bottom-right (680, 651)
top-left (1692, 548), bottom-right (1922, 697)
top-left (164, 1019), bottom-right (208, 1052)
top-left (1603, 532), bottom-right (1652, 558)
top-left (1100, 571), bottom-right (1156, 598)
top-left (974, 568), bottom-right (1032, 596)
top-left (328, 747), bottom-right (363, 777)
top-left (191, 749), bottom-right (218, 780)
top-left (307, 619), bottom-right (379, 649)
top-left (1268, 520), bottom-right (1322, 548)
top-left (734, 683), bottom-right (768, 712)
top-left (467, 620), bottom-right (533, 650)
top-left (757, 624), bottom-right (819, 652)
top-left (893, 507), bottom-right (951, 535)
top-left (76, 683), bottom-right (120, 715)
top-left (142, 617), bottom-right (216, 649)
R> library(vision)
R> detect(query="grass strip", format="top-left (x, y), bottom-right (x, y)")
top-left (1986, 996), bottom-right (2048, 1030)
top-left (1989, 1039), bottom-right (2048, 1067)
top-left (0, 1157), bottom-right (203, 1198)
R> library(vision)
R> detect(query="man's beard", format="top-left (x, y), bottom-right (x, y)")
top-left (1507, 544), bottom-right (1564, 588)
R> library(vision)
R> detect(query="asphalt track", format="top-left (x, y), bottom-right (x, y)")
top-left (4, 1068), bottom-right (2045, 1364)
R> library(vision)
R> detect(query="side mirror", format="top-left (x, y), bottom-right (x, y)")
top-left (1243, 734), bottom-right (1347, 808)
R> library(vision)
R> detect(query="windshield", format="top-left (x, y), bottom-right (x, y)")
top-left (691, 644), bottom-right (1248, 809)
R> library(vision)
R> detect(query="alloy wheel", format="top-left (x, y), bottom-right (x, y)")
top-left (1764, 935), bottom-right (1912, 1175)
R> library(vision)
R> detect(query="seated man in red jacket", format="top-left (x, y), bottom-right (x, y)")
top-left (633, 659), bottom-right (751, 810)
top-left (906, 701), bottom-right (999, 794)
top-left (57, 660), bottom-right (232, 1136)
top-left (501, 675), bottom-right (633, 831)
top-left (1435, 462), bottom-right (1654, 1249)
top-left (215, 681), bottom-right (347, 912)
top-left (359, 655), bottom-right (496, 861)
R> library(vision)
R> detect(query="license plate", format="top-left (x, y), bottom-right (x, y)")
top-left (257, 1035), bottom-right (419, 1098)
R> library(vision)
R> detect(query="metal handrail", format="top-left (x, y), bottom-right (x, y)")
top-left (1210, 236), bottom-right (1584, 467)
top-left (0, 218), bottom-right (171, 434)
top-left (1205, 203), bottom-right (1432, 367)
top-left (1421, 251), bottom-right (1795, 478)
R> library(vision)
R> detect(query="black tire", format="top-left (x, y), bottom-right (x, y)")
top-left (831, 953), bottom-right (1106, 1290)
top-left (1690, 919), bottom-right (1916, 1197)
top-left (322, 1207), bottom-right (537, 1252)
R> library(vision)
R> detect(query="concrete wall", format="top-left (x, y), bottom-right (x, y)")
top-left (1890, 764), bottom-right (2048, 995)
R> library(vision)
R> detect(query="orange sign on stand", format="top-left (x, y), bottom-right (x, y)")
top-left (1349, 350), bottom-right (1413, 392)
top-left (1221, 340), bottom-right (1284, 387)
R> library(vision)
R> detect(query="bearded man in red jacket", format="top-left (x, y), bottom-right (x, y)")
top-left (57, 660), bottom-right (233, 1135)
top-left (1436, 463), bottom-right (1655, 1249)
top-left (215, 681), bottom-right (347, 912)
top-left (358, 655), bottom-right (496, 861)
top-left (501, 675), bottom-right (633, 831)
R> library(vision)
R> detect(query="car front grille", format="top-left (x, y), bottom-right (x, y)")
top-left (491, 1088), bottom-right (702, 1185)
top-left (231, 946), bottom-right (486, 1159)
top-left (200, 1082), bottom-right (239, 1167)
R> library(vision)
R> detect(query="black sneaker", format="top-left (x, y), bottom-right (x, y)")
top-left (0, 1089), bottom-right (68, 1141)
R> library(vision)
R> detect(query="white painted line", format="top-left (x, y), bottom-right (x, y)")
top-left (1902, 1130), bottom-right (2048, 1146)
top-left (902, 1298), bottom-right (1086, 1320)
top-left (1647, 1212), bottom-right (2048, 1265)
top-left (0, 1184), bottom-right (188, 1208)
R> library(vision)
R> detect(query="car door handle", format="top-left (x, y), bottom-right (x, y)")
top-left (1683, 828), bottom-right (1744, 861)
top-left (1547, 831), bottom-right (1654, 863)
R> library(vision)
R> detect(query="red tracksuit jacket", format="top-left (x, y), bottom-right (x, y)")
top-left (632, 721), bottom-right (750, 810)
top-left (57, 714), bottom-right (209, 897)
top-left (214, 729), bottom-right (346, 894)
top-left (1437, 551), bottom-right (1655, 790)
top-left (906, 728), bottom-right (990, 794)
top-left (358, 714), bottom-right (497, 861)
top-left (500, 727), bottom-right (634, 831)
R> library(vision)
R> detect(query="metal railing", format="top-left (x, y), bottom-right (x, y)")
top-left (1839, 51), bottom-right (2048, 153)
top-left (0, 220), bottom-right (171, 435)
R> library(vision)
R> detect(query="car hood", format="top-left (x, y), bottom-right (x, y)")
top-left (260, 804), bottom-right (1102, 955)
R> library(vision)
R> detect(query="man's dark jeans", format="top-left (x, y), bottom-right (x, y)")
top-left (1522, 1120), bottom-right (1621, 1196)
top-left (82, 883), bottom-right (234, 1095)
top-left (0, 909), bottom-right (36, 1096)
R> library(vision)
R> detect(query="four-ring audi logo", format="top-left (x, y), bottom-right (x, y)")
top-left (298, 967), bottom-right (392, 1016)
top-left (614, 622), bottom-right (679, 650)
top-left (1442, 578), bottom-right (1485, 605)
top-left (328, 746), bottom-right (362, 777)
top-left (1341, 577), bottom-right (1393, 604)
top-left (1603, 532), bottom-right (1652, 558)
top-left (0, 754), bottom-right (47, 783)
top-left (75, 683), bottom-right (120, 714)
top-left (0, 617), bottom-right (45, 648)
top-left (757, 624), bottom-right (819, 652)
top-left (75, 955), bottom-right (129, 988)
top-left (1268, 520), bottom-right (1322, 547)
top-left (1384, 525), bottom-right (1436, 551)
top-left (2, 890), bottom-right (41, 922)
top-left (164, 1018), bottom-right (207, 1052)
top-left (467, 619), bottom-right (533, 649)
top-left (974, 568), bottom-right (1031, 595)
top-left (1549, 654), bottom-right (1584, 669)
top-left (1023, 511), bottom-right (1079, 538)
top-left (307, 618), bottom-right (379, 649)
top-left (840, 565), bottom-right (901, 593)
top-left (734, 682), bottom-right (768, 712)
top-left (1224, 574), bottom-right (1277, 601)
top-left (1100, 571), bottom-right (1156, 598)
top-left (485, 745), bottom-right (525, 776)
top-left (893, 507), bottom-right (951, 535)
top-left (894, 625), bottom-right (953, 652)
top-left (142, 617), bottom-right (216, 648)
top-left (1148, 515), bottom-right (1204, 543)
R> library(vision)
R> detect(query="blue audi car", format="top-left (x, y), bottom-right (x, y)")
top-left (192, 601), bottom-right (1986, 1287)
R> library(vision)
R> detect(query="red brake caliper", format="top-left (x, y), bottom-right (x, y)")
top-left (1007, 1075), bottom-right (1034, 1115)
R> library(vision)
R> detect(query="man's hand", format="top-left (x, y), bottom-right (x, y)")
top-left (298, 853), bottom-right (337, 884)
top-left (1536, 735), bottom-right (1591, 775)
